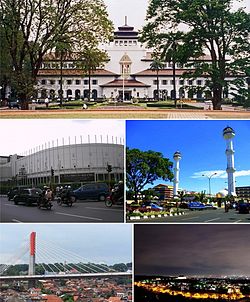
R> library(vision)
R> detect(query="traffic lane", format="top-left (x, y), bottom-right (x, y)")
top-left (128, 208), bottom-right (250, 223)
top-left (0, 196), bottom-right (124, 223)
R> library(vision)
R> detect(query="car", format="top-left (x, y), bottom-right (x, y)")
top-left (13, 188), bottom-right (43, 206)
top-left (141, 201), bottom-right (164, 211)
top-left (7, 187), bottom-right (22, 201)
top-left (238, 202), bottom-right (250, 214)
top-left (8, 100), bottom-right (20, 109)
top-left (72, 183), bottom-right (109, 201)
top-left (188, 201), bottom-right (206, 210)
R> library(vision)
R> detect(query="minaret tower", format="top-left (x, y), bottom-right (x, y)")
top-left (173, 151), bottom-right (182, 198)
top-left (28, 232), bottom-right (36, 275)
top-left (223, 126), bottom-right (236, 196)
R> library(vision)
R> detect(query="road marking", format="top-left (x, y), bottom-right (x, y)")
top-left (180, 216), bottom-right (199, 220)
top-left (85, 207), bottom-right (123, 212)
top-left (4, 204), bottom-right (18, 207)
top-left (12, 219), bottom-right (22, 223)
top-left (233, 220), bottom-right (242, 223)
top-left (205, 218), bottom-right (221, 222)
top-left (55, 212), bottom-right (103, 221)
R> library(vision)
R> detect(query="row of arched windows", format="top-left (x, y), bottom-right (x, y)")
top-left (40, 89), bottom-right (98, 99)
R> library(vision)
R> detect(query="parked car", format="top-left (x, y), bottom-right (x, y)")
top-left (8, 100), bottom-right (20, 109)
top-left (72, 183), bottom-right (109, 201)
top-left (13, 188), bottom-right (43, 206)
top-left (238, 202), bottom-right (250, 214)
top-left (188, 201), bottom-right (206, 210)
top-left (141, 201), bottom-right (164, 211)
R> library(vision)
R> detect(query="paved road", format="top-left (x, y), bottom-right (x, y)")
top-left (129, 208), bottom-right (250, 223)
top-left (1, 108), bottom-right (250, 119)
top-left (0, 196), bottom-right (124, 223)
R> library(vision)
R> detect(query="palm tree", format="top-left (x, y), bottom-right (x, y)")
top-left (54, 36), bottom-right (72, 107)
top-left (150, 57), bottom-right (165, 101)
top-left (160, 31), bottom-right (184, 107)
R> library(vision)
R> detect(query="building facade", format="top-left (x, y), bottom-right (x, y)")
top-left (236, 186), bottom-right (250, 199)
top-left (36, 21), bottom-right (239, 102)
top-left (0, 142), bottom-right (124, 186)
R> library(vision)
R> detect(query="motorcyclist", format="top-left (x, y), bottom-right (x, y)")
top-left (112, 181), bottom-right (124, 203)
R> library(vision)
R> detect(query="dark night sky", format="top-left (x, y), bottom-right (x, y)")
top-left (135, 225), bottom-right (250, 277)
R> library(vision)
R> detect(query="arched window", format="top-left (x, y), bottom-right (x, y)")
top-left (58, 90), bottom-right (64, 98)
top-left (84, 89), bottom-right (89, 99)
top-left (188, 90), bottom-right (194, 99)
top-left (92, 89), bottom-right (98, 100)
top-left (153, 90), bottom-right (158, 100)
top-left (179, 88), bottom-right (185, 99)
top-left (75, 90), bottom-right (81, 100)
top-left (49, 89), bottom-right (55, 99)
top-left (41, 89), bottom-right (47, 98)
top-left (197, 90), bottom-right (203, 99)
top-left (67, 89), bottom-right (72, 97)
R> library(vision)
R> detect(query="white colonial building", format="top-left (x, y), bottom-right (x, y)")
top-left (36, 20), bottom-right (237, 102)
top-left (0, 141), bottom-right (124, 186)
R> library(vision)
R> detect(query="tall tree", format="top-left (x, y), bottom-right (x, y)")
top-left (0, 0), bottom-right (113, 108)
top-left (126, 148), bottom-right (174, 203)
top-left (77, 46), bottom-right (108, 102)
top-left (141, 0), bottom-right (250, 110)
top-left (150, 55), bottom-right (165, 101)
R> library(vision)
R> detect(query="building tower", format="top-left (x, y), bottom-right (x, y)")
top-left (28, 232), bottom-right (36, 276)
top-left (173, 151), bottom-right (182, 198)
top-left (223, 126), bottom-right (236, 196)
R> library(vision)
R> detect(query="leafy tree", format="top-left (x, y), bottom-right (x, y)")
top-left (126, 148), bottom-right (174, 203)
top-left (141, 0), bottom-right (250, 110)
top-left (77, 46), bottom-right (109, 102)
top-left (0, 0), bottom-right (113, 108)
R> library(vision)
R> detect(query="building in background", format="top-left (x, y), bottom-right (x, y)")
top-left (36, 20), bottom-right (240, 101)
top-left (236, 186), bottom-right (250, 199)
top-left (0, 139), bottom-right (124, 187)
top-left (153, 184), bottom-right (174, 200)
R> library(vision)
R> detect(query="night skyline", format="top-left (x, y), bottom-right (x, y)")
top-left (135, 225), bottom-right (250, 277)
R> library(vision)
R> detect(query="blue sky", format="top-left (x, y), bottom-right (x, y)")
top-left (0, 224), bottom-right (132, 265)
top-left (126, 120), bottom-right (250, 194)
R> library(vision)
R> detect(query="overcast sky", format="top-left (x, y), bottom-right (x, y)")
top-left (104, 0), bottom-right (250, 30)
top-left (0, 224), bottom-right (132, 265)
top-left (0, 120), bottom-right (125, 156)
top-left (135, 225), bottom-right (250, 277)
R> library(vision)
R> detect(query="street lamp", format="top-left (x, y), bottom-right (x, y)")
top-left (202, 173), bottom-right (217, 196)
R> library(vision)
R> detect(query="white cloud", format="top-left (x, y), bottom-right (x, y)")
top-left (191, 170), bottom-right (250, 179)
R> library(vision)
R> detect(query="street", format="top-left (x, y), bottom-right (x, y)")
top-left (129, 208), bottom-right (250, 223)
top-left (0, 196), bottom-right (124, 223)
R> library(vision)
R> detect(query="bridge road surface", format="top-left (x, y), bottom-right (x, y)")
top-left (129, 208), bottom-right (250, 223)
top-left (0, 196), bottom-right (124, 223)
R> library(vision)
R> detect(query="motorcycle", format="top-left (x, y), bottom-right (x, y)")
top-left (57, 189), bottom-right (76, 207)
top-left (37, 196), bottom-right (53, 210)
top-left (105, 182), bottom-right (124, 207)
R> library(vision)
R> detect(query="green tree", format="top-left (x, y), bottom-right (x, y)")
top-left (126, 148), bottom-right (174, 203)
top-left (77, 46), bottom-right (108, 102)
top-left (141, 0), bottom-right (250, 110)
top-left (0, 0), bottom-right (113, 108)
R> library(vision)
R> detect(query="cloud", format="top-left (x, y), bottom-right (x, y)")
top-left (191, 170), bottom-right (250, 179)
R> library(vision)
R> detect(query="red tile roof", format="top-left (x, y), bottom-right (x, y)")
top-left (133, 69), bottom-right (196, 76)
top-left (37, 69), bottom-right (117, 76)
top-left (100, 79), bottom-right (150, 87)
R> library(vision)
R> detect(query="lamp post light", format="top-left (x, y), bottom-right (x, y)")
top-left (202, 173), bottom-right (217, 196)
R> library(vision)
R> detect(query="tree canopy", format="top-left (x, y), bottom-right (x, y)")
top-left (126, 148), bottom-right (174, 202)
top-left (0, 0), bottom-right (113, 106)
top-left (141, 0), bottom-right (250, 109)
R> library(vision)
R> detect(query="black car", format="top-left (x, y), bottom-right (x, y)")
top-left (72, 183), bottom-right (109, 201)
top-left (8, 100), bottom-right (20, 109)
top-left (13, 188), bottom-right (43, 206)
top-left (7, 187), bottom-right (22, 201)
top-left (238, 202), bottom-right (250, 214)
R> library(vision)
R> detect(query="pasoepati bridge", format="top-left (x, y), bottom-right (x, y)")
top-left (0, 232), bottom-right (131, 282)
